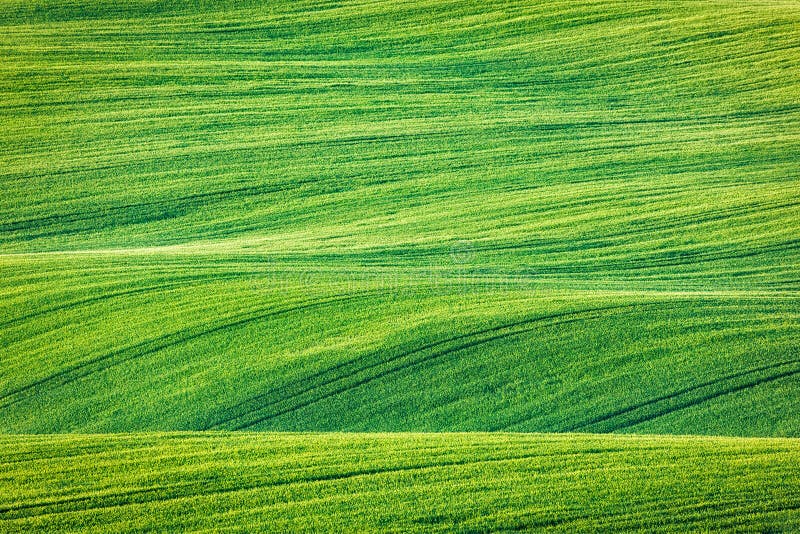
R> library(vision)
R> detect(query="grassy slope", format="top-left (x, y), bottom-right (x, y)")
top-left (2, 1), bottom-right (800, 531)
top-left (2, 432), bottom-right (800, 532)
top-left (2, 257), bottom-right (799, 435)
top-left (1, 0), bottom-right (799, 435)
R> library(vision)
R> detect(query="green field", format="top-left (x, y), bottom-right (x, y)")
top-left (1, 0), bottom-right (799, 531)
top-left (3, 433), bottom-right (800, 533)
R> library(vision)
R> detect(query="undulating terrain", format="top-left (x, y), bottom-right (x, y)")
top-left (1, 0), bottom-right (799, 531)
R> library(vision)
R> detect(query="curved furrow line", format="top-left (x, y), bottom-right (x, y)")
top-left (422, 197), bottom-right (800, 259)
top-left (607, 367), bottom-right (800, 433)
top-left (202, 307), bottom-right (613, 428)
top-left (0, 185), bottom-right (281, 233)
top-left (560, 358), bottom-right (800, 433)
top-left (208, 302), bottom-right (649, 429)
top-left (626, 239), bottom-right (800, 268)
top-left (0, 290), bottom-right (384, 410)
top-left (228, 303), bottom-right (674, 430)
top-left (370, 221), bottom-right (799, 269)
top-left (600, 199), bottom-right (800, 241)
top-left (0, 172), bottom-right (315, 240)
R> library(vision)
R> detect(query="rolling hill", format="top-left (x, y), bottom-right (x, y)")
top-left (1, 0), bottom-right (799, 531)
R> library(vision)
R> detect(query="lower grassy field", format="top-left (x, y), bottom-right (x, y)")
top-left (2, 432), bottom-right (800, 533)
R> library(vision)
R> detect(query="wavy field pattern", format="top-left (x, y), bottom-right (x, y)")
top-left (2, 0), bottom-right (798, 435)
top-left (1, 0), bottom-right (799, 531)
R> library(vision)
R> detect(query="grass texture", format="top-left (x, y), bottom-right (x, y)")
top-left (1, 0), bottom-right (799, 531)
top-left (2, 432), bottom-right (800, 533)
top-left (2, 258), bottom-right (799, 435)
top-left (1, 0), bottom-right (798, 435)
